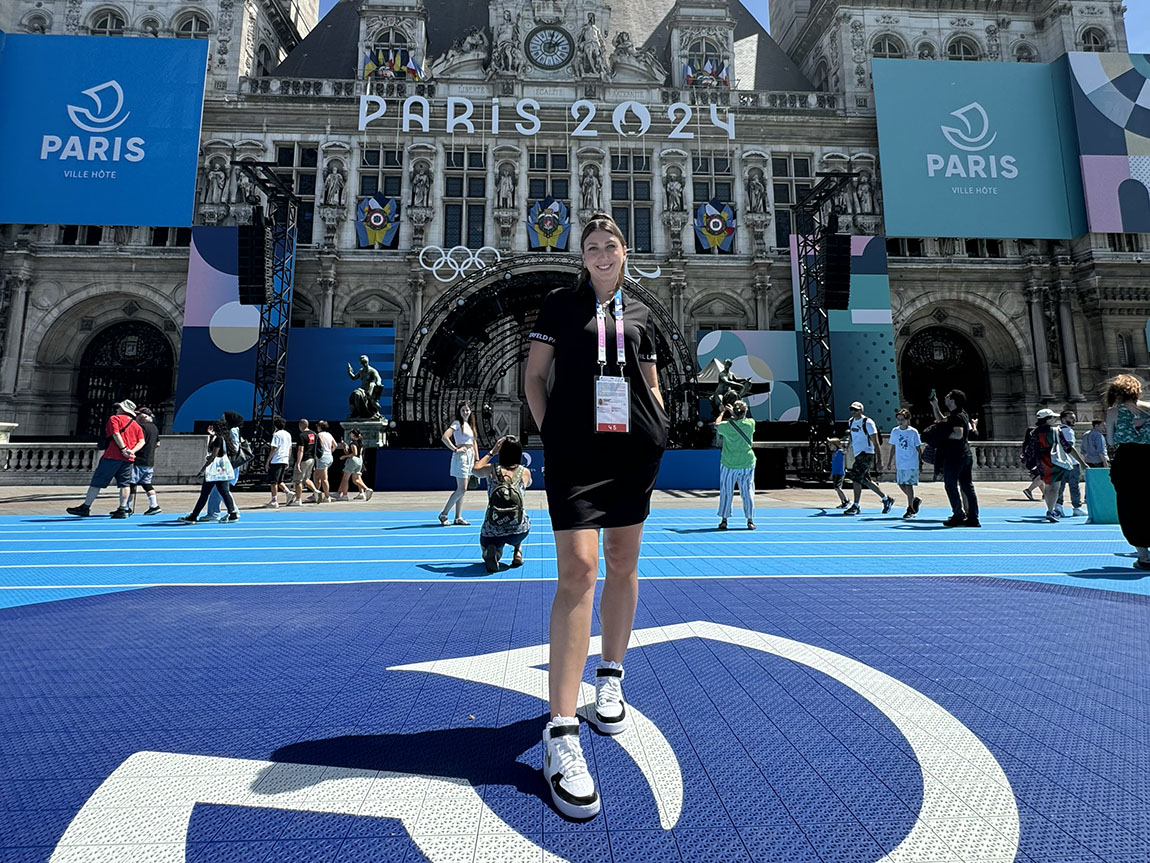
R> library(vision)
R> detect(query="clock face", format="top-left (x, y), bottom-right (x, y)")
top-left (526, 26), bottom-right (574, 69)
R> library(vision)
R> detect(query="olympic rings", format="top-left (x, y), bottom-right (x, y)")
top-left (418, 245), bottom-right (502, 282)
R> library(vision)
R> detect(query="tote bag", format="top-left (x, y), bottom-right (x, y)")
top-left (204, 456), bottom-right (233, 482)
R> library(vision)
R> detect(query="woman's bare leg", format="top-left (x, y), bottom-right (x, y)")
top-left (549, 528), bottom-right (600, 718)
top-left (600, 523), bottom-right (643, 663)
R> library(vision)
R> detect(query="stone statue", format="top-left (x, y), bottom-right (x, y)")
top-left (411, 163), bottom-right (431, 209)
top-left (580, 165), bottom-right (601, 211)
top-left (322, 164), bottom-right (346, 207)
top-left (918, 43), bottom-right (936, 60)
top-left (491, 10), bottom-right (521, 73)
top-left (347, 355), bottom-right (384, 419)
top-left (577, 13), bottom-right (608, 77)
top-left (712, 358), bottom-right (751, 413)
top-left (664, 171), bottom-right (684, 211)
top-left (464, 27), bottom-right (488, 53)
top-left (496, 164), bottom-right (516, 209)
top-left (204, 161), bottom-right (227, 204)
top-left (747, 170), bottom-right (767, 214)
top-left (613, 31), bottom-right (637, 58)
top-left (854, 171), bottom-right (875, 214)
top-left (233, 168), bottom-right (254, 204)
top-left (938, 237), bottom-right (956, 256)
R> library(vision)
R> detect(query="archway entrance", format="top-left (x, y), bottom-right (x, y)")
top-left (394, 257), bottom-right (698, 448)
top-left (75, 322), bottom-right (174, 436)
top-left (900, 326), bottom-right (989, 436)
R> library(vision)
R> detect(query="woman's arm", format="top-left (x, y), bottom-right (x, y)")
top-left (1106, 406), bottom-right (1118, 444)
top-left (525, 342), bottom-right (554, 429)
top-left (441, 426), bottom-right (458, 451)
top-left (640, 361), bottom-right (664, 410)
top-left (522, 468), bottom-right (533, 489)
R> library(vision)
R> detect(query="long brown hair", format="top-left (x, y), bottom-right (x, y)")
top-left (577, 213), bottom-right (628, 294)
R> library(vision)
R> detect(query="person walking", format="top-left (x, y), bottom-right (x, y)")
top-left (310, 420), bottom-right (335, 503)
top-left (888, 408), bottom-right (923, 518)
top-left (289, 419), bottom-right (319, 506)
top-left (67, 400), bottom-right (144, 518)
top-left (438, 402), bottom-right (478, 526)
top-left (843, 401), bottom-right (895, 516)
top-left (714, 400), bottom-right (756, 530)
top-left (930, 389), bottom-right (980, 528)
top-left (178, 412), bottom-right (242, 524)
top-left (1019, 425), bottom-right (1043, 501)
top-left (264, 416), bottom-right (293, 507)
top-left (335, 428), bottom-right (373, 501)
top-left (1033, 408), bottom-right (1076, 523)
top-left (200, 412), bottom-right (244, 521)
top-left (828, 438), bottom-right (848, 508)
top-left (128, 407), bottom-right (161, 515)
top-left (1104, 375), bottom-right (1150, 569)
top-left (472, 435), bottom-right (532, 572)
top-left (1055, 410), bottom-right (1088, 517)
top-left (525, 212), bottom-right (669, 820)
top-left (1081, 419), bottom-right (1110, 469)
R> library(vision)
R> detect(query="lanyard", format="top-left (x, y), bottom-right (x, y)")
top-left (595, 290), bottom-right (626, 374)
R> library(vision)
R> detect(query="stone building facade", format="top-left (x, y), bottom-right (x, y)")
top-left (0, 0), bottom-right (1144, 441)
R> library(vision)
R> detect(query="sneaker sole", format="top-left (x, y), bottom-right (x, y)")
top-left (547, 781), bottom-right (600, 820)
top-left (591, 710), bottom-right (628, 735)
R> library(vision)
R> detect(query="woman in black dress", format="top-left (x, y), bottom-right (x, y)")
top-left (525, 213), bottom-right (668, 819)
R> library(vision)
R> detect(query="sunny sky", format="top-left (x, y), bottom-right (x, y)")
top-left (316, 0), bottom-right (1148, 51)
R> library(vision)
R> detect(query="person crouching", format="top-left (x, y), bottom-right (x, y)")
top-left (473, 435), bottom-right (532, 573)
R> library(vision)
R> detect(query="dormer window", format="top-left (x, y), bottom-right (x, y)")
top-left (365, 28), bottom-right (422, 79)
top-left (684, 37), bottom-right (729, 87)
top-left (1081, 28), bottom-right (1107, 53)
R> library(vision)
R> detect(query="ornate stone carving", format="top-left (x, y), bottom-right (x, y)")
top-left (662, 211), bottom-right (689, 255)
top-left (365, 16), bottom-right (418, 44)
top-left (877, 15), bottom-right (899, 25)
top-left (322, 161), bottom-right (347, 207)
top-left (579, 164), bottom-right (601, 212)
top-left (496, 163), bottom-right (516, 209)
top-left (849, 20), bottom-right (866, 63)
top-left (493, 208), bottom-right (516, 251)
top-left (745, 168), bottom-right (768, 214)
top-left (663, 168), bottom-right (685, 212)
top-left (854, 170), bottom-right (876, 215)
top-left (986, 25), bottom-right (1000, 61)
top-left (410, 162), bottom-right (432, 209)
top-left (65, 0), bottom-right (82, 33)
top-left (917, 42), bottom-right (937, 60)
top-left (950, 18), bottom-right (976, 28)
top-left (217, 0), bottom-right (235, 69)
top-left (577, 12), bottom-right (609, 79)
top-left (489, 10), bottom-right (522, 75)
top-left (532, 0), bottom-right (564, 25)
top-left (203, 158), bottom-right (228, 205)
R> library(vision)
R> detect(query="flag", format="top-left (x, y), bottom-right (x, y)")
top-left (718, 60), bottom-right (730, 86)
top-left (684, 60), bottom-right (695, 85)
top-left (694, 198), bottom-right (737, 252)
top-left (405, 53), bottom-right (424, 81)
top-left (356, 194), bottom-right (400, 248)
top-left (527, 197), bottom-right (571, 250)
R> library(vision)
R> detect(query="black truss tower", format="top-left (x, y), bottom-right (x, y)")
top-left (793, 172), bottom-right (856, 478)
top-left (233, 161), bottom-right (298, 464)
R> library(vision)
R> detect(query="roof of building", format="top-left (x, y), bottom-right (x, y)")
top-left (272, 0), bottom-right (813, 91)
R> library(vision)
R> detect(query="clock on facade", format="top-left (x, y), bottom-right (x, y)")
top-left (526, 26), bottom-right (574, 69)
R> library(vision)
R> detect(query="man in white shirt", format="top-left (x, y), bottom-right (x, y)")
top-left (887, 408), bottom-right (924, 519)
top-left (1055, 410), bottom-right (1088, 517)
top-left (844, 400), bottom-right (896, 516)
top-left (265, 416), bottom-right (293, 507)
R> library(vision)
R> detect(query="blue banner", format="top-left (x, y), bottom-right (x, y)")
top-left (873, 59), bottom-right (1086, 239)
top-left (0, 34), bottom-right (207, 226)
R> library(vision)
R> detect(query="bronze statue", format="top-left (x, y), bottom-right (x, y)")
top-left (347, 355), bottom-right (384, 419)
top-left (712, 358), bottom-right (751, 413)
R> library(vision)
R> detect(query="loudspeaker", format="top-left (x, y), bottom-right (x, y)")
top-left (237, 211), bottom-right (269, 305)
top-left (823, 233), bottom-right (851, 310)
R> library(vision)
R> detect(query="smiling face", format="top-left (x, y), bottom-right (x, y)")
top-left (582, 227), bottom-right (626, 292)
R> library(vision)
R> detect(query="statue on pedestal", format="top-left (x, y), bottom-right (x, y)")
top-left (347, 355), bottom-right (384, 419)
top-left (711, 358), bottom-right (751, 414)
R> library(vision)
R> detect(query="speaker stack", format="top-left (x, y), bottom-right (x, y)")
top-left (822, 232), bottom-right (851, 311)
top-left (237, 208), bottom-right (271, 305)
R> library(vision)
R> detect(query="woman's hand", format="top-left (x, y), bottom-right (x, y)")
top-left (456, 445), bottom-right (468, 452)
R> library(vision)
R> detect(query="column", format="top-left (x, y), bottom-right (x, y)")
top-left (1056, 284), bottom-right (1084, 401)
top-left (319, 278), bottom-right (335, 328)
top-left (1025, 283), bottom-right (1053, 399)
top-left (0, 275), bottom-right (30, 394)
top-left (650, 147), bottom-right (666, 257)
top-left (731, 149), bottom-right (749, 254)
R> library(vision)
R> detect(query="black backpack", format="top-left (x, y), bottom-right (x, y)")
top-left (485, 466), bottom-right (525, 530)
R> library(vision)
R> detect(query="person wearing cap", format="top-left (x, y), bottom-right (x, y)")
top-left (843, 401), bottom-right (895, 516)
top-left (1033, 408), bottom-right (1076, 523)
top-left (128, 407), bottom-right (162, 515)
top-left (67, 400), bottom-right (145, 518)
top-left (1054, 410), bottom-right (1088, 517)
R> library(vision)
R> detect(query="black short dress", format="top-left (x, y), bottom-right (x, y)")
top-left (529, 283), bottom-right (669, 530)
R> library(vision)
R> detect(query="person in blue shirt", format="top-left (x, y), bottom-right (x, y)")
top-left (829, 437), bottom-right (848, 508)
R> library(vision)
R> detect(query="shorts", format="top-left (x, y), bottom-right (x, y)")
top-left (91, 456), bottom-right (133, 489)
top-left (130, 465), bottom-right (154, 486)
top-left (292, 458), bottom-right (315, 485)
top-left (831, 473), bottom-right (844, 488)
top-left (848, 452), bottom-right (874, 482)
top-left (267, 463), bottom-right (288, 485)
top-left (450, 448), bottom-right (476, 480)
top-left (316, 453), bottom-right (334, 471)
top-left (895, 468), bottom-right (919, 486)
top-left (343, 456), bottom-right (363, 474)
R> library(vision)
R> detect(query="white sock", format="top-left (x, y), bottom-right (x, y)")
top-left (597, 660), bottom-right (623, 671)
top-left (147, 493), bottom-right (158, 507)
top-left (547, 714), bottom-right (578, 728)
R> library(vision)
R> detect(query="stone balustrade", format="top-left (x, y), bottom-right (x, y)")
top-left (753, 441), bottom-right (1029, 482)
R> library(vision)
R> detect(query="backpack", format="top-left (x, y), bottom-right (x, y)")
top-left (1020, 428), bottom-right (1038, 470)
top-left (234, 436), bottom-right (254, 468)
top-left (857, 415), bottom-right (882, 448)
top-left (485, 466), bottom-right (525, 531)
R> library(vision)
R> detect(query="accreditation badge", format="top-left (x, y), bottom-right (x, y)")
top-left (595, 376), bottom-right (630, 433)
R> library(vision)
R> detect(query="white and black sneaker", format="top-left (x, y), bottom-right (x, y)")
top-left (593, 665), bottom-right (628, 735)
top-left (542, 718), bottom-right (599, 820)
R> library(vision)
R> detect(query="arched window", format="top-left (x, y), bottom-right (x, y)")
top-left (1118, 333), bottom-right (1134, 367)
top-left (91, 10), bottom-right (126, 36)
top-left (947, 37), bottom-right (980, 61)
top-left (366, 28), bottom-right (411, 78)
top-left (1082, 28), bottom-right (1107, 52)
top-left (687, 37), bottom-right (722, 66)
top-left (813, 59), bottom-right (830, 92)
top-left (256, 44), bottom-right (274, 77)
top-left (138, 17), bottom-right (159, 36)
top-left (1014, 44), bottom-right (1036, 62)
top-left (872, 35), bottom-right (905, 59)
top-left (176, 13), bottom-right (210, 38)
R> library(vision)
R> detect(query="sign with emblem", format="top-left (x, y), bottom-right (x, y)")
top-left (694, 198), bottom-right (737, 252)
top-left (527, 195), bottom-right (571, 249)
top-left (356, 193), bottom-right (401, 248)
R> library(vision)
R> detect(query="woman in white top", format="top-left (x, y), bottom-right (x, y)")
top-left (439, 402), bottom-right (479, 525)
top-left (311, 420), bottom-right (336, 503)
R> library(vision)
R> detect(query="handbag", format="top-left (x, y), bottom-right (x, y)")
top-left (467, 474), bottom-right (481, 490)
top-left (204, 456), bottom-right (233, 482)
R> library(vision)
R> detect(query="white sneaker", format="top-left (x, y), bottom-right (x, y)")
top-left (542, 718), bottom-right (599, 819)
top-left (1056, 506), bottom-right (1067, 517)
top-left (286, 498), bottom-right (301, 507)
top-left (593, 665), bottom-right (628, 734)
top-left (365, 488), bottom-right (374, 501)
top-left (354, 492), bottom-right (366, 500)
top-left (264, 500), bottom-right (279, 508)
top-left (1072, 507), bottom-right (1087, 517)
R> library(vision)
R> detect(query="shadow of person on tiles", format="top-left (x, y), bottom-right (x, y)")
top-left (417, 562), bottom-right (493, 577)
top-left (258, 715), bottom-right (545, 798)
top-left (382, 523), bottom-right (453, 530)
top-left (1066, 565), bottom-right (1149, 580)
top-left (665, 526), bottom-right (730, 534)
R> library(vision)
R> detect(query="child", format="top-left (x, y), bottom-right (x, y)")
top-left (888, 409), bottom-right (924, 518)
top-left (828, 438), bottom-right (848, 508)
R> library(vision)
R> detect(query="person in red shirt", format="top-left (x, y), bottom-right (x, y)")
top-left (67, 400), bottom-right (145, 518)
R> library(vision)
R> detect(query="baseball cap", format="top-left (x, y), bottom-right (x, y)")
top-left (1035, 408), bottom-right (1057, 420)
top-left (849, 401), bottom-right (864, 410)
top-left (116, 399), bottom-right (137, 416)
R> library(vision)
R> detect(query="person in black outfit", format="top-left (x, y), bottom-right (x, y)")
top-left (930, 389), bottom-right (980, 527)
top-left (525, 213), bottom-right (669, 820)
top-left (129, 407), bottom-right (162, 515)
top-left (177, 411), bottom-right (242, 524)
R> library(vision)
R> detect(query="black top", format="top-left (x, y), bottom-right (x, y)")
top-left (135, 420), bottom-right (159, 467)
top-left (529, 284), bottom-right (668, 466)
top-left (943, 409), bottom-right (972, 458)
top-left (297, 430), bottom-right (318, 461)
